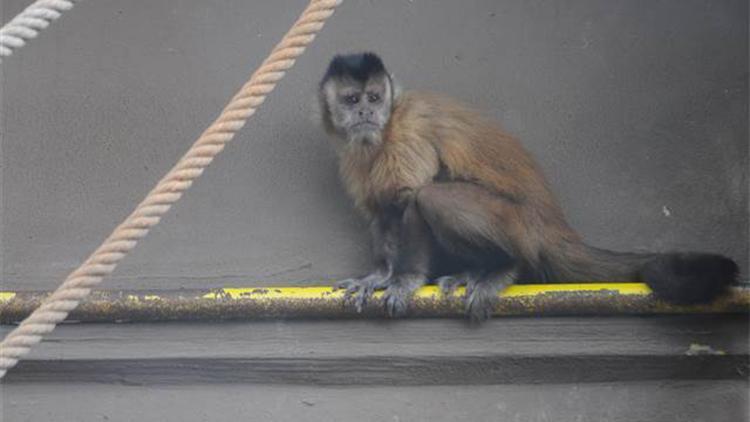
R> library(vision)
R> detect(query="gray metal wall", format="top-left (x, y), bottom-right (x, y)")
top-left (1, 0), bottom-right (747, 291)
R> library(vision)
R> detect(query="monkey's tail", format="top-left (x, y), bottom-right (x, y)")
top-left (568, 246), bottom-right (739, 304)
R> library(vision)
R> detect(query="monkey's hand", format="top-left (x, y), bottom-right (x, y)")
top-left (335, 271), bottom-right (393, 313)
top-left (382, 274), bottom-right (427, 318)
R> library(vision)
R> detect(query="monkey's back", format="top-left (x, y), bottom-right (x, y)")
top-left (339, 90), bottom-right (571, 228)
top-left (390, 91), bottom-right (558, 208)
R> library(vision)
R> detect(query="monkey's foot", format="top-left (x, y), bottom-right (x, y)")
top-left (465, 280), bottom-right (499, 323)
top-left (335, 273), bottom-right (391, 313)
top-left (383, 274), bottom-right (427, 318)
top-left (435, 272), bottom-right (481, 297)
top-left (464, 272), bottom-right (515, 323)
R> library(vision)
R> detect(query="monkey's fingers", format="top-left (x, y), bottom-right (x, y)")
top-left (463, 276), bottom-right (483, 299)
top-left (335, 272), bottom-right (390, 291)
top-left (353, 288), bottom-right (371, 314)
top-left (383, 275), bottom-right (426, 318)
top-left (436, 276), bottom-right (461, 297)
top-left (465, 284), bottom-right (497, 323)
top-left (435, 273), bottom-right (477, 297)
top-left (465, 273), bottom-right (515, 323)
top-left (335, 278), bottom-right (375, 313)
top-left (333, 278), bottom-right (359, 292)
top-left (383, 287), bottom-right (409, 318)
top-left (336, 280), bottom-right (366, 306)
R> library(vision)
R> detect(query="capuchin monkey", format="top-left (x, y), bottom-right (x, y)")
top-left (318, 52), bottom-right (738, 321)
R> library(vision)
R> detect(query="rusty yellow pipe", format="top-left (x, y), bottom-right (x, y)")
top-left (0, 283), bottom-right (747, 323)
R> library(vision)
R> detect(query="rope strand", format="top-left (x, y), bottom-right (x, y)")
top-left (0, 0), bottom-right (77, 61)
top-left (0, 0), bottom-right (342, 378)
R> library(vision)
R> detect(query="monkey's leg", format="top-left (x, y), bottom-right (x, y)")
top-left (415, 183), bottom-right (521, 320)
top-left (382, 200), bottom-right (436, 317)
top-left (335, 217), bottom-right (399, 312)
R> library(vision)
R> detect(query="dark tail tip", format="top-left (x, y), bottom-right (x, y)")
top-left (641, 253), bottom-right (738, 304)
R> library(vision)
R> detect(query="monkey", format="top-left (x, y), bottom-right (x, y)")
top-left (318, 52), bottom-right (739, 321)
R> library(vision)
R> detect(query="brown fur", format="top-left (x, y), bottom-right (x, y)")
top-left (337, 90), bottom-right (594, 281)
top-left (323, 53), bottom-right (737, 319)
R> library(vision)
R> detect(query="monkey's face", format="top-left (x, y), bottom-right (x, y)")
top-left (319, 53), bottom-right (395, 147)
top-left (321, 75), bottom-right (393, 146)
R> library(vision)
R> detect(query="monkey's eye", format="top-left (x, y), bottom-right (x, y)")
top-left (343, 94), bottom-right (360, 105)
top-left (367, 93), bottom-right (381, 103)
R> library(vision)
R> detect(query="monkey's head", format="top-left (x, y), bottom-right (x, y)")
top-left (319, 52), bottom-right (395, 146)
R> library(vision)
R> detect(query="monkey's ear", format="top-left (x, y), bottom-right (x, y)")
top-left (312, 84), bottom-right (338, 135)
top-left (389, 73), bottom-right (403, 102)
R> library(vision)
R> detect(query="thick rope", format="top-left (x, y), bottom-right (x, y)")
top-left (0, 0), bottom-right (342, 378)
top-left (0, 0), bottom-right (77, 62)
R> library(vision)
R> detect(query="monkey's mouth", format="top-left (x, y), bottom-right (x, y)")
top-left (351, 121), bottom-right (380, 131)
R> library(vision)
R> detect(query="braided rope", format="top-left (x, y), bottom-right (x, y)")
top-left (0, 0), bottom-right (342, 378)
top-left (0, 0), bottom-right (77, 61)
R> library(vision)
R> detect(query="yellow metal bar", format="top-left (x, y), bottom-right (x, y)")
top-left (200, 283), bottom-right (652, 300)
top-left (0, 283), bottom-right (746, 323)
top-left (0, 292), bottom-right (17, 303)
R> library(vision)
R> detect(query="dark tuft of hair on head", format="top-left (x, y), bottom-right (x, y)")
top-left (321, 52), bottom-right (387, 86)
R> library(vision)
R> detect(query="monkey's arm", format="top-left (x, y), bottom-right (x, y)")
top-left (337, 140), bottom-right (439, 310)
top-left (335, 216), bottom-right (399, 312)
top-left (369, 215), bottom-right (399, 277)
